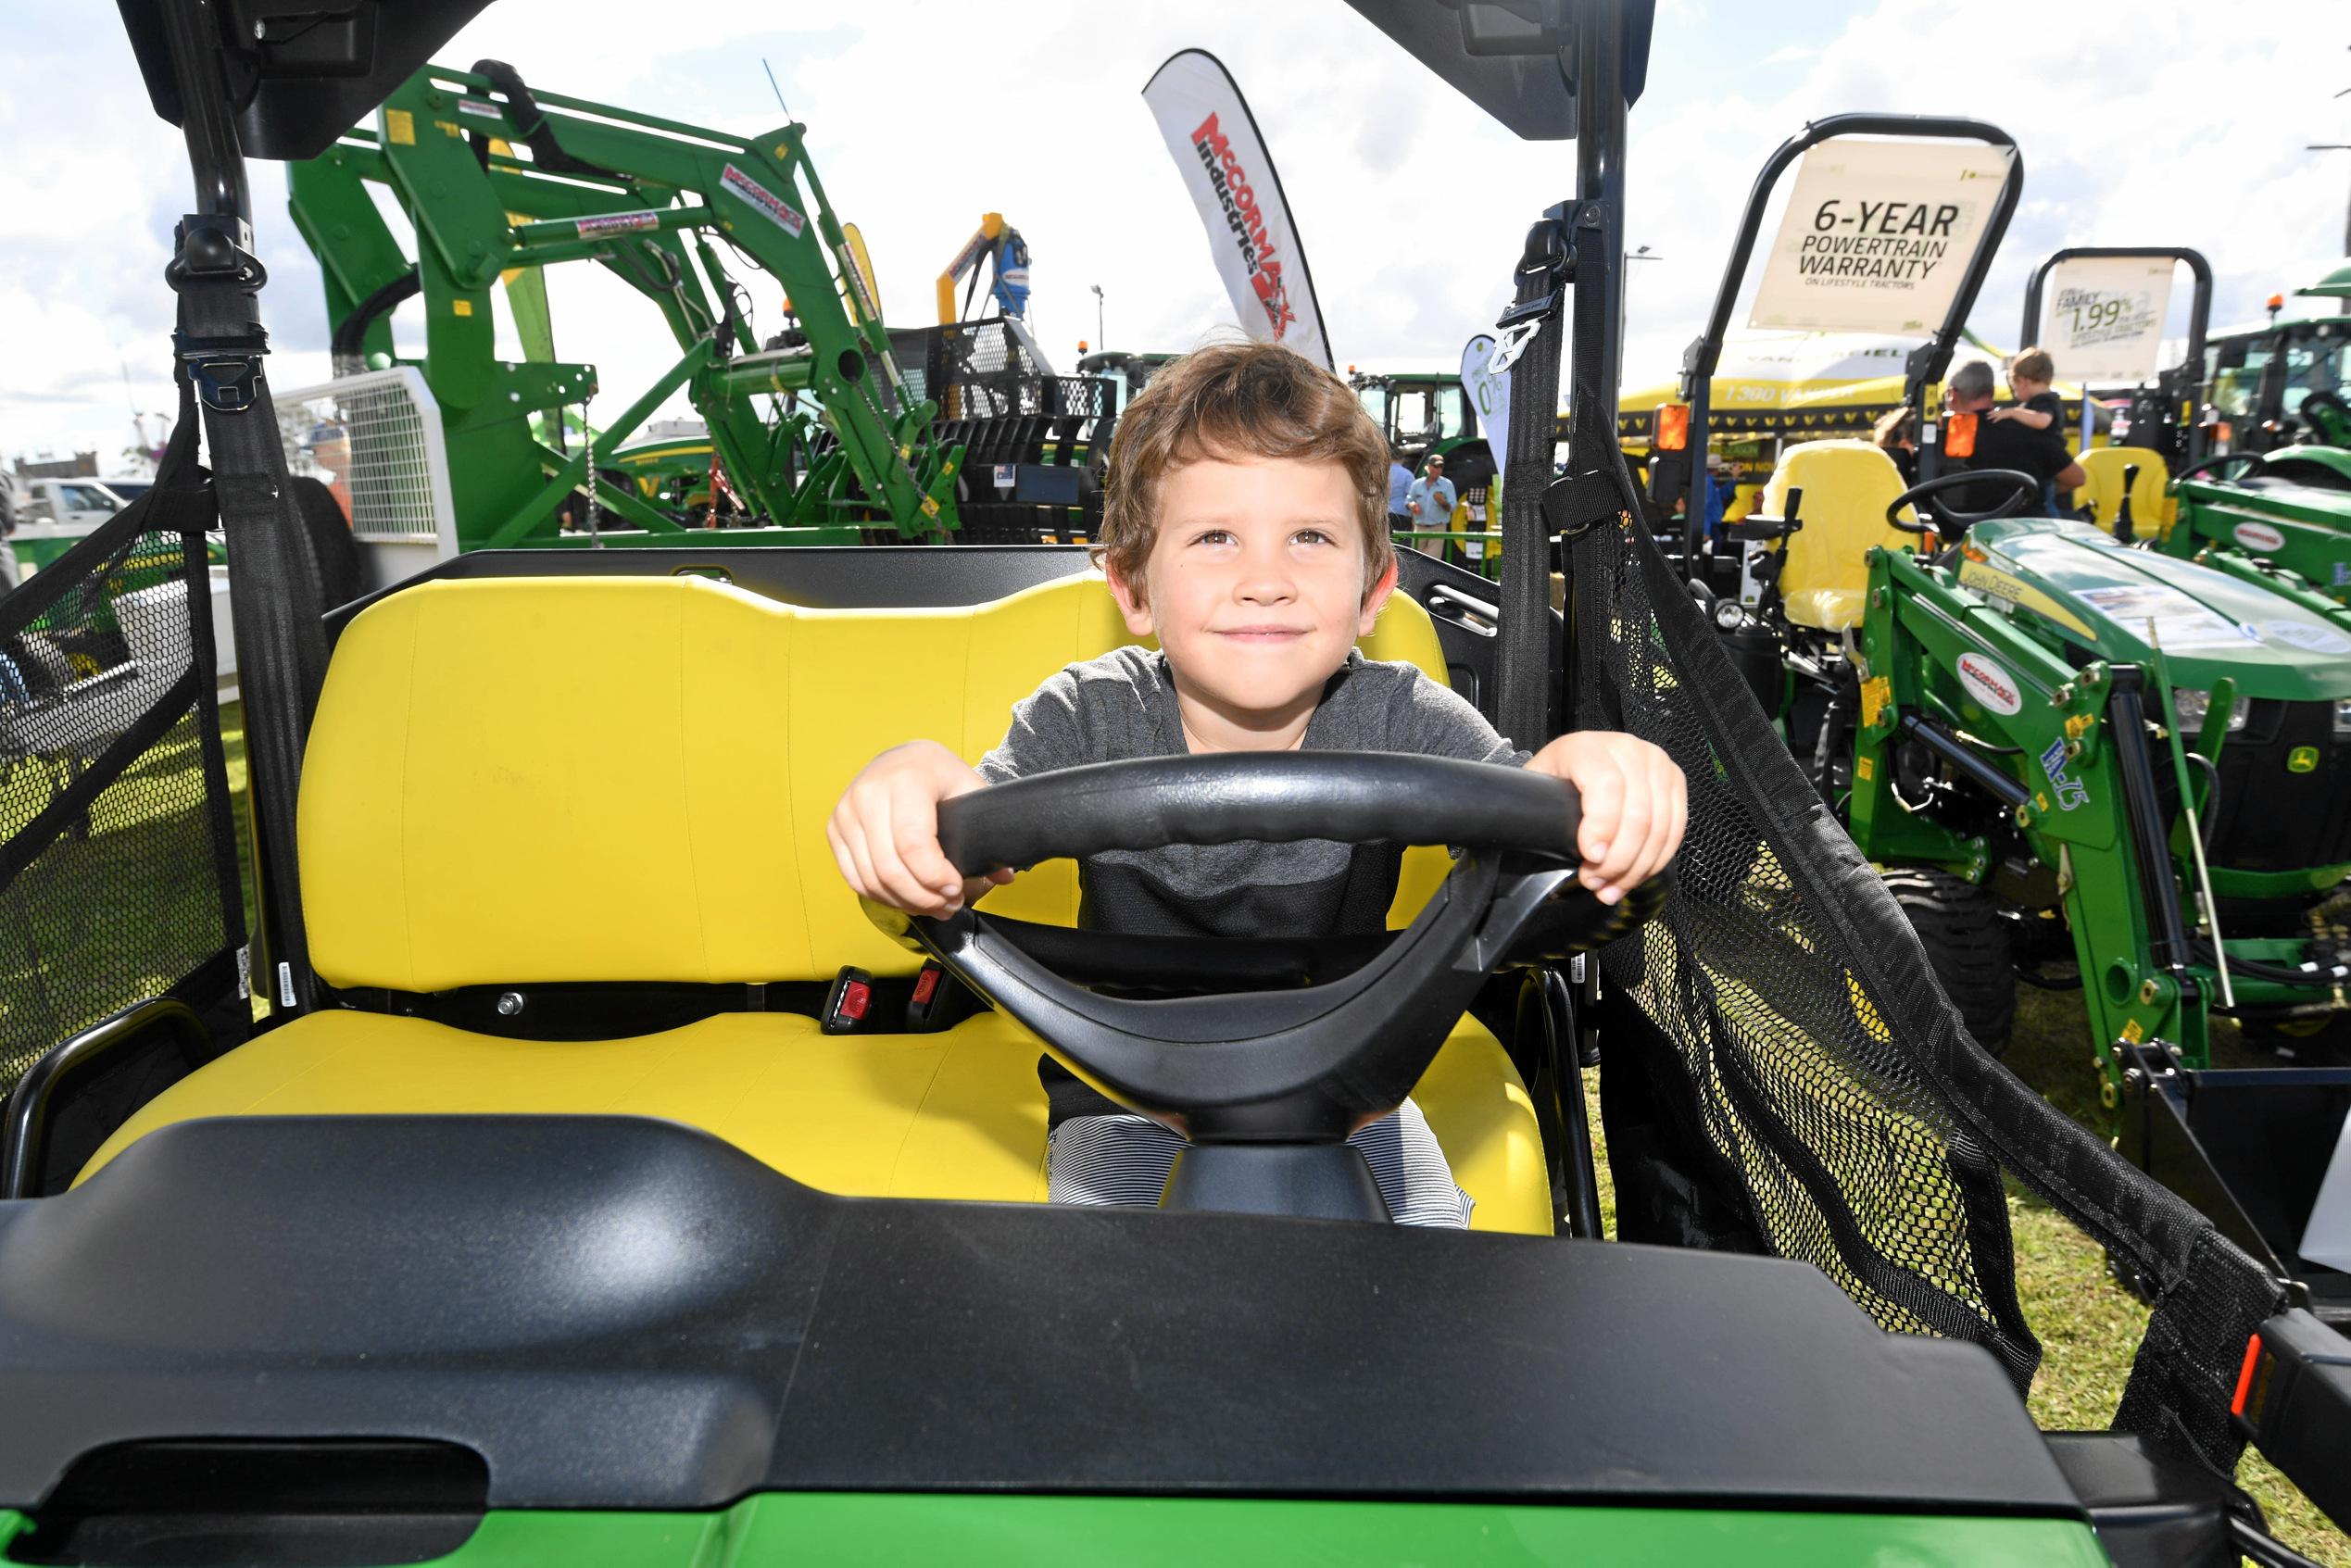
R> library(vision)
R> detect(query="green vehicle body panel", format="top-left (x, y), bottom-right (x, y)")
top-left (1968, 517), bottom-right (2351, 698)
top-left (1848, 519), bottom-right (2351, 1082)
top-left (0, 1497), bottom-right (2113, 1566)
top-left (2169, 472), bottom-right (2351, 604)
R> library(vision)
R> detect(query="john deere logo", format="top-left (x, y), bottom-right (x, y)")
top-left (2288, 746), bottom-right (2320, 774)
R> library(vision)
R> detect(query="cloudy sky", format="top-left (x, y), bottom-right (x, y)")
top-left (5, 0), bottom-right (2347, 470)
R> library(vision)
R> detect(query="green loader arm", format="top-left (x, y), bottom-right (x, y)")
top-left (1851, 547), bottom-right (2211, 1085)
top-left (288, 62), bottom-right (964, 546)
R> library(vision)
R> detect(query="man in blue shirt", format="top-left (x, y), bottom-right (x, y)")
top-left (1405, 454), bottom-right (1457, 547)
top-left (1387, 448), bottom-right (1413, 532)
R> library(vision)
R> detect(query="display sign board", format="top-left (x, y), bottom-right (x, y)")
top-left (1749, 140), bottom-right (2013, 334)
top-left (1461, 332), bottom-right (1511, 466)
top-left (2033, 257), bottom-right (2175, 383)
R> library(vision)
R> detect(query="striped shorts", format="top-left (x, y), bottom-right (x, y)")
top-left (1047, 1097), bottom-right (1475, 1228)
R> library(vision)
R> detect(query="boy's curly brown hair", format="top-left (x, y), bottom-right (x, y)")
top-left (1094, 340), bottom-right (1394, 603)
top-left (2007, 346), bottom-right (2056, 385)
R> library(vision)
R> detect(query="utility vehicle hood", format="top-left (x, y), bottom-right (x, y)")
top-left (1962, 518), bottom-right (2351, 698)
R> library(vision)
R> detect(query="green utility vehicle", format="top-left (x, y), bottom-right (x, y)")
top-left (1658, 119), bottom-right (2351, 1333)
top-left (0, 5), bottom-right (2344, 1565)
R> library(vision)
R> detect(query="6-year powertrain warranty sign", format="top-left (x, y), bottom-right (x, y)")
top-left (1750, 140), bottom-right (2013, 334)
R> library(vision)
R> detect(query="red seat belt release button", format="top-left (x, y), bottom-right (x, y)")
top-left (823, 967), bottom-right (875, 1034)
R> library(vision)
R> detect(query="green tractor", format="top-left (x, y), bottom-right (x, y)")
top-left (2, 6), bottom-right (2346, 1565)
top-left (1660, 118), bottom-right (2351, 1335)
top-left (2157, 299), bottom-right (2351, 603)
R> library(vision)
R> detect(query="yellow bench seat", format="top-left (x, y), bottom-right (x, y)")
top-left (81, 1009), bottom-right (1553, 1235)
top-left (89, 569), bottom-right (1556, 1234)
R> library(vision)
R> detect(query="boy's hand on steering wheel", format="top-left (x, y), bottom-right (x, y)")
top-left (1527, 731), bottom-right (1687, 906)
top-left (828, 740), bottom-right (1013, 919)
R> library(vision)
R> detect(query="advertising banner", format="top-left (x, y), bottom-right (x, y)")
top-left (1749, 139), bottom-right (2013, 334)
top-left (2033, 256), bottom-right (2176, 383)
top-left (1144, 49), bottom-right (1334, 368)
top-left (1461, 332), bottom-right (1511, 468)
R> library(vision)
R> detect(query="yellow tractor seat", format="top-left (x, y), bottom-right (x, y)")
top-left (2073, 445), bottom-right (2172, 539)
top-left (87, 571), bottom-right (1553, 1234)
top-left (1759, 441), bottom-right (1923, 633)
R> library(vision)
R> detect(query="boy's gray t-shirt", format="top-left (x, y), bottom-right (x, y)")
top-left (976, 645), bottom-right (1529, 943)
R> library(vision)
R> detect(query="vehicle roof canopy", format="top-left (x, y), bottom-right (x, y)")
top-left (1341, 0), bottom-right (1651, 139)
top-left (119, 0), bottom-right (491, 161)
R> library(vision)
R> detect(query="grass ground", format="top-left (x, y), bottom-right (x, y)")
top-left (0, 701), bottom-right (252, 1079)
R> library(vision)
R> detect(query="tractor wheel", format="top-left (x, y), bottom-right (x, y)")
top-left (288, 475), bottom-right (363, 611)
top-left (1881, 868), bottom-right (2015, 1056)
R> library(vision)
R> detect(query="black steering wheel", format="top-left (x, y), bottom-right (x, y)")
top-left (859, 752), bottom-right (1668, 1221)
top-left (2301, 389), bottom-right (2351, 449)
top-left (1883, 468), bottom-right (2040, 540)
top-left (2175, 450), bottom-right (2262, 485)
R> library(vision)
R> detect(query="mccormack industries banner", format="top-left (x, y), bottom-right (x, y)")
top-left (1144, 49), bottom-right (1334, 369)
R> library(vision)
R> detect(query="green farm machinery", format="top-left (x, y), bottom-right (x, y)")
top-left (2071, 275), bottom-right (2351, 607)
top-left (2159, 306), bottom-right (2351, 606)
top-left (1, 5), bottom-right (2347, 1565)
top-left (278, 59), bottom-right (1113, 588)
top-left (1350, 369), bottom-right (1499, 574)
top-left (1658, 119), bottom-right (2351, 1335)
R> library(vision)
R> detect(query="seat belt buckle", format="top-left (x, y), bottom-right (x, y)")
top-left (905, 961), bottom-right (956, 1033)
top-left (822, 967), bottom-right (875, 1034)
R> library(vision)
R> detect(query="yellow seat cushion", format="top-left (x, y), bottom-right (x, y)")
top-left (1760, 441), bottom-right (1922, 633)
top-left (301, 571), bottom-right (1460, 992)
top-left (79, 1009), bottom-right (1550, 1234)
top-left (2073, 445), bottom-right (2172, 539)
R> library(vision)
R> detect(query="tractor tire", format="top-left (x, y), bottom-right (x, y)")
top-left (289, 475), bottom-right (364, 611)
top-left (1881, 868), bottom-right (2015, 1056)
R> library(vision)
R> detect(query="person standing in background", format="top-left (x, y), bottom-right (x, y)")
top-left (1404, 453), bottom-right (1456, 558)
top-left (1992, 348), bottom-right (2068, 512)
top-left (1948, 358), bottom-right (2082, 518)
top-left (1871, 407), bottom-right (1920, 488)
top-left (1387, 446), bottom-right (1414, 534)
top-left (1702, 453), bottom-right (1737, 547)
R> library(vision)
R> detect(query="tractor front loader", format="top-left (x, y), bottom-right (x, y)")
top-left (282, 60), bottom-right (1113, 583)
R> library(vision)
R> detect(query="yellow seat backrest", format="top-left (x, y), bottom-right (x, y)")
top-left (1761, 441), bottom-right (1920, 633)
top-left (2074, 445), bottom-right (2172, 539)
top-left (301, 571), bottom-right (1458, 993)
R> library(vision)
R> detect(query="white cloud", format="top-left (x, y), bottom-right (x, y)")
top-left (4, 0), bottom-right (2346, 469)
